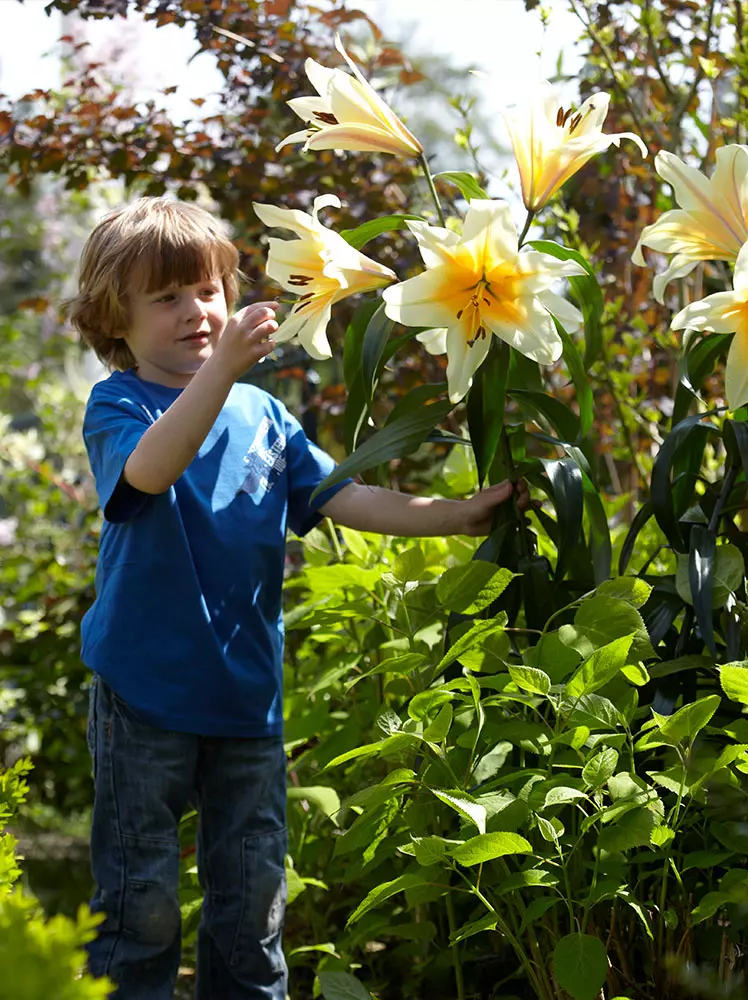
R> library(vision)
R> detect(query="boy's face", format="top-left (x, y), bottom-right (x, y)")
top-left (117, 276), bottom-right (229, 388)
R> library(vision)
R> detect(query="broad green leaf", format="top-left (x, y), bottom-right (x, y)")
top-left (508, 664), bottom-right (551, 696)
top-left (436, 614), bottom-right (509, 673)
top-left (340, 213), bottom-right (423, 250)
top-left (598, 806), bottom-right (657, 853)
top-left (543, 786), bottom-right (587, 808)
top-left (386, 382), bottom-right (448, 426)
top-left (319, 970), bottom-right (373, 1000)
top-left (655, 694), bottom-right (721, 745)
top-left (338, 526), bottom-right (370, 563)
top-left (564, 694), bottom-right (624, 731)
top-left (471, 741), bottom-right (512, 783)
top-left (682, 849), bottom-right (734, 871)
top-left (346, 869), bottom-right (440, 926)
top-left (691, 891), bottom-right (732, 925)
top-left (451, 831), bottom-right (532, 865)
top-left (597, 577), bottom-right (652, 609)
top-left (408, 688), bottom-right (454, 721)
top-left (434, 170), bottom-right (489, 200)
top-left (553, 933), bottom-right (609, 1000)
top-left (566, 634), bottom-right (636, 697)
top-left (311, 400), bottom-right (453, 498)
top-left (432, 789), bottom-right (487, 834)
top-left (582, 748), bottom-right (619, 788)
top-left (343, 297), bottom-right (380, 451)
top-left (621, 662), bottom-right (650, 686)
top-left (526, 631), bottom-right (581, 684)
top-left (574, 595), bottom-right (654, 661)
top-left (720, 661), bottom-right (748, 704)
top-left (423, 703), bottom-right (453, 743)
top-left (411, 835), bottom-right (455, 866)
top-left (495, 868), bottom-right (558, 894)
top-left (344, 769), bottom-right (416, 810)
top-left (436, 562), bottom-right (515, 614)
top-left (285, 866), bottom-right (306, 905)
top-left (675, 544), bottom-right (745, 608)
top-left (392, 545), bottom-right (426, 583)
top-left (449, 913), bottom-right (497, 944)
top-left (519, 896), bottom-right (560, 933)
top-left (555, 319), bottom-right (594, 439)
top-left (286, 786), bottom-right (340, 824)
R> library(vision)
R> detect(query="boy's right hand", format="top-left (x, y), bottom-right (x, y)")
top-left (212, 301), bottom-right (280, 381)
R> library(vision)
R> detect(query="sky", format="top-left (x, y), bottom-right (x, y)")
top-left (0, 0), bottom-right (584, 196)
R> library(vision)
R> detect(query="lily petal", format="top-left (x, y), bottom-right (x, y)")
top-left (416, 327), bottom-right (449, 355)
top-left (444, 324), bottom-right (493, 403)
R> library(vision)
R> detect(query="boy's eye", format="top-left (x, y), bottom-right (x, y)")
top-left (155, 293), bottom-right (175, 303)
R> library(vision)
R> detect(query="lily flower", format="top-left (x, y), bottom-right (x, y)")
top-left (382, 200), bottom-right (585, 402)
top-left (671, 240), bottom-right (748, 410)
top-left (276, 33), bottom-right (422, 158)
top-left (502, 81), bottom-right (647, 212)
top-left (253, 194), bottom-right (396, 360)
top-left (633, 145), bottom-right (748, 303)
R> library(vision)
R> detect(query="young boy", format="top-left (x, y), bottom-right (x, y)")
top-left (70, 197), bottom-right (527, 1000)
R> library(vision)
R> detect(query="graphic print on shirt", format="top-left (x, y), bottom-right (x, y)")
top-left (240, 416), bottom-right (287, 496)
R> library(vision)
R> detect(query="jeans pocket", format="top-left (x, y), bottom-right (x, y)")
top-left (230, 827), bottom-right (287, 971)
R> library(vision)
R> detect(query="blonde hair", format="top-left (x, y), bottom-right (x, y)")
top-left (67, 197), bottom-right (241, 371)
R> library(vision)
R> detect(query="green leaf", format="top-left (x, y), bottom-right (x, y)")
top-left (543, 458), bottom-right (583, 582)
top-left (567, 634), bottom-right (636, 697)
top-left (597, 577), bottom-right (652, 609)
top-left (509, 388), bottom-right (580, 443)
top-left (318, 970), bottom-right (373, 1000)
top-left (543, 785), bottom-right (587, 808)
top-left (720, 661), bottom-right (748, 704)
top-left (575, 596), bottom-right (654, 662)
top-left (582, 747), bottom-right (619, 788)
top-left (361, 301), bottom-right (395, 402)
top-left (553, 933), bottom-right (609, 1000)
top-left (434, 170), bottom-right (489, 201)
top-left (638, 694), bottom-right (721, 749)
top-left (346, 869), bottom-right (439, 926)
top-left (386, 383), bottom-right (448, 426)
top-left (651, 412), bottom-right (717, 551)
top-left (286, 786), bottom-right (340, 824)
top-left (467, 338), bottom-right (509, 486)
top-left (618, 501), bottom-right (654, 574)
top-left (436, 614), bottom-right (509, 674)
top-left (509, 664), bottom-right (551, 696)
top-left (392, 545), bottom-right (426, 584)
top-left (449, 913), bottom-right (497, 943)
top-left (676, 543), bottom-right (744, 609)
top-left (598, 807), bottom-right (657, 852)
top-left (436, 561), bottom-right (515, 614)
top-left (343, 298), bottom-right (380, 452)
top-left (451, 831), bottom-right (532, 865)
top-left (530, 240), bottom-right (604, 369)
top-left (339, 213), bottom-right (423, 250)
top-left (431, 789), bottom-right (486, 834)
top-left (311, 400), bottom-right (453, 498)
top-left (555, 318), bottom-right (594, 439)
top-left (423, 704), bottom-right (453, 743)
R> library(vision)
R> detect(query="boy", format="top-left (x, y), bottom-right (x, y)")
top-left (70, 197), bottom-right (527, 1000)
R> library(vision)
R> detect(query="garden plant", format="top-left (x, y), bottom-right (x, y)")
top-left (1, 1), bottom-right (748, 999)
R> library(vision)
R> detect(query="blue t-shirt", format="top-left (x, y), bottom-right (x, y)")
top-left (81, 368), bottom-right (349, 737)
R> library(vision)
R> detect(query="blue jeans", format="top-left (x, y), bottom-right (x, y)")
top-left (86, 675), bottom-right (288, 1000)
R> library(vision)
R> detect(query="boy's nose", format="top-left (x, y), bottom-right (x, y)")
top-left (184, 296), bottom-right (207, 322)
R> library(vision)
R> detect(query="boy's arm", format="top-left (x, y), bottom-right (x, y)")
top-left (123, 303), bottom-right (278, 494)
top-left (319, 480), bottom-right (529, 537)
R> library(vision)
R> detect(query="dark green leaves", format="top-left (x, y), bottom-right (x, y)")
top-left (339, 213), bottom-right (423, 250)
top-left (312, 400), bottom-right (453, 498)
top-left (529, 240), bottom-right (604, 369)
top-left (467, 339), bottom-right (509, 486)
top-left (433, 171), bottom-right (489, 201)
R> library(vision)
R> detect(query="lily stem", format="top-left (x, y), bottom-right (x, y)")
top-left (419, 152), bottom-right (447, 227)
top-left (517, 208), bottom-right (536, 248)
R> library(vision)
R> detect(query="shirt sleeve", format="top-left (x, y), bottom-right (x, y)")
top-left (83, 387), bottom-right (153, 523)
top-left (282, 407), bottom-right (352, 537)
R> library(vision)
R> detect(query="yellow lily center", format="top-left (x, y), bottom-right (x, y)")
top-left (456, 270), bottom-right (526, 347)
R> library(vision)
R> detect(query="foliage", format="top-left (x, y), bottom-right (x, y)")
top-left (0, 757), bottom-right (112, 998)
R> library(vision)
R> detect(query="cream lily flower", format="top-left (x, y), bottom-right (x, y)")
top-left (382, 200), bottom-right (585, 403)
top-left (633, 146), bottom-right (748, 303)
top-left (276, 33), bottom-right (422, 158)
top-left (253, 194), bottom-right (396, 360)
top-left (671, 240), bottom-right (748, 409)
top-left (502, 81), bottom-right (647, 212)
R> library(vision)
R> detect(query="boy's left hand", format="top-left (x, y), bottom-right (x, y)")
top-left (459, 479), bottom-right (533, 537)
